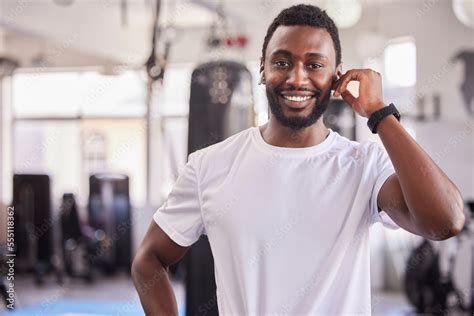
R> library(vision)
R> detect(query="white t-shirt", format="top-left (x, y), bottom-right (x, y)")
top-left (154, 126), bottom-right (398, 315)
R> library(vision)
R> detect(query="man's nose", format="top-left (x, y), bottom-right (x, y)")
top-left (286, 63), bottom-right (309, 87)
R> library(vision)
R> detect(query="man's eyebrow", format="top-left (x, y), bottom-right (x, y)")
top-left (305, 52), bottom-right (328, 60)
top-left (270, 49), bottom-right (292, 58)
top-left (270, 50), bottom-right (328, 60)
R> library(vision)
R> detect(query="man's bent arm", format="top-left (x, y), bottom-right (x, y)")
top-left (132, 221), bottom-right (189, 315)
top-left (132, 249), bottom-right (178, 315)
top-left (333, 69), bottom-right (465, 240)
top-left (376, 114), bottom-right (465, 240)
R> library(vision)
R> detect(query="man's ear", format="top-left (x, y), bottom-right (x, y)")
top-left (335, 63), bottom-right (343, 79)
top-left (332, 63), bottom-right (343, 90)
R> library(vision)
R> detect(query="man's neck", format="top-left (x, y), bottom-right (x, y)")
top-left (259, 117), bottom-right (329, 148)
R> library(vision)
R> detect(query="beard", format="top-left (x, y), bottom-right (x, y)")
top-left (265, 86), bottom-right (331, 130)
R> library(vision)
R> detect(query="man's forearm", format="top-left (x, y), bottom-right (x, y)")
top-left (132, 251), bottom-right (178, 315)
top-left (377, 115), bottom-right (465, 237)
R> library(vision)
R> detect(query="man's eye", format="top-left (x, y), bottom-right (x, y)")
top-left (308, 63), bottom-right (323, 69)
top-left (274, 61), bottom-right (290, 68)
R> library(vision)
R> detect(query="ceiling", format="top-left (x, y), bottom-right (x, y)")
top-left (0, 0), bottom-right (422, 70)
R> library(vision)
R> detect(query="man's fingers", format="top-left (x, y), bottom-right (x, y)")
top-left (334, 71), bottom-right (356, 96)
top-left (339, 72), bottom-right (359, 94)
top-left (332, 78), bottom-right (344, 96)
top-left (341, 89), bottom-right (357, 105)
top-left (333, 72), bottom-right (349, 91)
top-left (332, 75), bottom-right (343, 91)
top-left (331, 78), bottom-right (340, 91)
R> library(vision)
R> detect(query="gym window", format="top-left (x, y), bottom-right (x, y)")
top-left (384, 39), bottom-right (417, 88)
top-left (11, 70), bottom-right (147, 207)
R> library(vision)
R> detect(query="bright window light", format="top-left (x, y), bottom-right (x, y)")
top-left (384, 40), bottom-right (417, 87)
top-left (12, 71), bottom-right (147, 117)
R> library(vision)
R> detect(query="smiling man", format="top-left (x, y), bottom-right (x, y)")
top-left (132, 4), bottom-right (465, 315)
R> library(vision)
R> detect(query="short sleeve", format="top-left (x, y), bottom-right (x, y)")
top-left (368, 143), bottom-right (399, 229)
top-left (153, 152), bottom-right (205, 246)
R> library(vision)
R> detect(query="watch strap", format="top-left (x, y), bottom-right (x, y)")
top-left (367, 103), bottom-right (401, 134)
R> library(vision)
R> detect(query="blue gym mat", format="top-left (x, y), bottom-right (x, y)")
top-left (1, 299), bottom-right (186, 315)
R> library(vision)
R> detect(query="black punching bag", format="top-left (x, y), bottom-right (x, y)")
top-left (186, 60), bottom-right (254, 316)
top-left (13, 174), bottom-right (52, 274)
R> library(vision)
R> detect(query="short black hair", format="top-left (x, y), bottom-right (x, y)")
top-left (261, 4), bottom-right (342, 66)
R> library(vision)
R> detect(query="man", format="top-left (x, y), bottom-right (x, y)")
top-left (132, 4), bottom-right (465, 315)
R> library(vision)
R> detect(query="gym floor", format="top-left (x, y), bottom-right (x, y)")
top-left (10, 274), bottom-right (414, 315)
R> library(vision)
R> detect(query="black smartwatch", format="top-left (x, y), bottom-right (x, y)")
top-left (367, 103), bottom-right (400, 134)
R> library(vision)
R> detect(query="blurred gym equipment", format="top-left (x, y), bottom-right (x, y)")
top-left (0, 57), bottom-right (19, 78)
top-left (404, 201), bottom-right (473, 314)
top-left (12, 174), bottom-right (60, 285)
top-left (452, 50), bottom-right (474, 117)
top-left (188, 60), bottom-right (255, 153)
top-left (60, 193), bottom-right (98, 282)
top-left (323, 99), bottom-right (357, 140)
top-left (183, 59), bottom-right (254, 316)
top-left (87, 174), bottom-right (132, 275)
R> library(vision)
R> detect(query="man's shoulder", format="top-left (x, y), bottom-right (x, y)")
top-left (189, 127), bottom-right (254, 162)
top-left (330, 132), bottom-right (383, 161)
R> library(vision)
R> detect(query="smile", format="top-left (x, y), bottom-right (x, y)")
top-left (279, 93), bottom-right (316, 109)
top-left (281, 95), bottom-right (313, 102)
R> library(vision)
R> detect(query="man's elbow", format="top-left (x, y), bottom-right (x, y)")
top-left (131, 250), bottom-right (144, 279)
top-left (424, 205), bottom-right (466, 241)
top-left (448, 208), bottom-right (466, 238)
top-left (131, 247), bottom-right (168, 282)
top-left (442, 195), bottom-right (467, 239)
top-left (131, 248), bottom-right (155, 279)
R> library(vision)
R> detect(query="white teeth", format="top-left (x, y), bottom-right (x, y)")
top-left (282, 95), bottom-right (312, 102)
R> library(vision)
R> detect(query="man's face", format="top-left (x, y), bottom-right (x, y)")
top-left (261, 25), bottom-right (340, 130)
